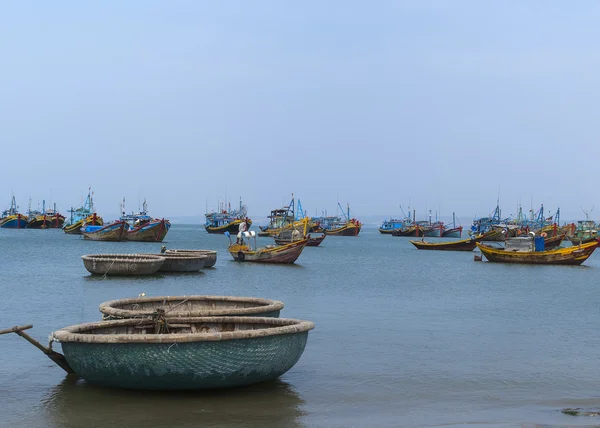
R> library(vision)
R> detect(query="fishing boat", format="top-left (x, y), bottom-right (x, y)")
top-left (81, 220), bottom-right (127, 241)
top-left (321, 203), bottom-right (362, 236)
top-left (63, 189), bottom-right (103, 234)
top-left (258, 195), bottom-right (309, 237)
top-left (476, 238), bottom-right (599, 265)
top-left (227, 230), bottom-right (308, 264)
top-left (120, 199), bottom-right (171, 242)
top-left (205, 198), bottom-right (252, 234)
top-left (410, 235), bottom-right (484, 251)
top-left (0, 196), bottom-right (28, 229)
top-left (378, 207), bottom-right (413, 234)
top-left (543, 233), bottom-right (565, 250)
top-left (25, 201), bottom-right (65, 229)
top-left (273, 228), bottom-right (326, 247)
top-left (442, 213), bottom-right (463, 237)
top-left (99, 295), bottom-right (285, 319)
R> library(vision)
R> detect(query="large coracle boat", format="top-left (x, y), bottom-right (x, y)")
top-left (205, 199), bottom-right (252, 234)
top-left (81, 254), bottom-right (166, 276)
top-left (51, 316), bottom-right (315, 390)
top-left (99, 295), bottom-right (285, 319)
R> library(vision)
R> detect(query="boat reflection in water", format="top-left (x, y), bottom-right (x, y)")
top-left (42, 376), bottom-right (305, 428)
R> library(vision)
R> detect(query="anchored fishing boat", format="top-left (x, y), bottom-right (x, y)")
top-left (258, 195), bottom-right (309, 237)
top-left (205, 199), bottom-right (252, 234)
top-left (477, 236), bottom-right (599, 265)
top-left (0, 196), bottom-right (28, 229)
top-left (81, 220), bottom-right (127, 241)
top-left (119, 199), bottom-right (171, 242)
top-left (99, 295), bottom-right (285, 319)
top-left (410, 235), bottom-right (484, 251)
top-left (25, 200), bottom-right (65, 229)
top-left (227, 229), bottom-right (308, 264)
top-left (63, 189), bottom-right (103, 234)
top-left (322, 203), bottom-right (362, 236)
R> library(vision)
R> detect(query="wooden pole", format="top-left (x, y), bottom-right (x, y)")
top-left (0, 324), bottom-right (75, 374)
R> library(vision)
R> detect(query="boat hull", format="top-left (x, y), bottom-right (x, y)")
top-left (0, 215), bottom-right (28, 228)
top-left (81, 254), bottom-right (166, 276)
top-left (476, 240), bottom-right (599, 265)
top-left (81, 221), bottom-right (126, 241)
top-left (543, 234), bottom-right (565, 250)
top-left (274, 234), bottom-right (325, 247)
top-left (205, 219), bottom-right (253, 234)
top-left (26, 215), bottom-right (65, 229)
top-left (442, 227), bottom-right (463, 238)
top-left (324, 223), bottom-right (361, 236)
top-left (410, 238), bottom-right (478, 251)
top-left (63, 215), bottom-right (103, 234)
top-left (126, 219), bottom-right (171, 242)
top-left (229, 239), bottom-right (308, 263)
top-left (165, 250), bottom-right (218, 268)
top-left (54, 317), bottom-right (314, 391)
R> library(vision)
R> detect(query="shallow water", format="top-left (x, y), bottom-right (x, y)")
top-left (1, 225), bottom-right (600, 427)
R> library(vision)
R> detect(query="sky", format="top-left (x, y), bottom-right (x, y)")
top-left (1, 1), bottom-right (600, 222)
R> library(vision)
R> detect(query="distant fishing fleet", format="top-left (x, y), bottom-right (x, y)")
top-left (0, 190), bottom-right (171, 242)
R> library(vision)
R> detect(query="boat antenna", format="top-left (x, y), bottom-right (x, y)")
top-left (581, 206), bottom-right (594, 221)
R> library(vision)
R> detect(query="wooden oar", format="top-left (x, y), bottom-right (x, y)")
top-left (0, 324), bottom-right (74, 374)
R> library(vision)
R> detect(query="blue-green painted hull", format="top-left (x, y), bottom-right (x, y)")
top-left (61, 332), bottom-right (308, 390)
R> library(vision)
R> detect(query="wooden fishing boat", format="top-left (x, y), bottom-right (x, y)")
top-left (26, 213), bottom-right (65, 229)
top-left (324, 219), bottom-right (362, 236)
top-left (99, 295), bottom-right (285, 319)
top-left (409, 236), bottom-right (481, 251)
top-left (81, 220), bottom-right (127, 241)
top-left (274, 233), bottom-right (325, 247)
top-left (50, 316), bottom-right (314, 390)
top-left (476, 240), bottom-right (599, 265)
top-left (125, 218), bottom-right (171, 242)
top-left (0, 196), bottom-right (28, 228)
top-left (63, 190), bottom-right (103, 234)
top-left (205, 199), bottom-right (252, 234)
top-left (228, 233), bottom-right (308, 264)
top-left (567, 235), bottom-right (598, 245)
top-left (165, 249), bottom-right (218, 267)
top-left (81, 254), bottom-right (166, 276)
top-left (392, 226), bottom-right (416, 236)
top-left (543, 233), bottom-right (565, 250)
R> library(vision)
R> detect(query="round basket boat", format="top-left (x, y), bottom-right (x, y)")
top-left (147, 253), bottom-right (207, 272)
top-left (81, 254), bottom-right (165, 276)
top-left (165, 249), bottom-right (217, 267)
top-left (99, 295), bottom-right (285, 319)
top-left (52, 316), bottom-right (315, 390)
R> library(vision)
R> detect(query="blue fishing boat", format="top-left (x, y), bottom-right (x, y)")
top-left (379, 217), bottom-right (412, 234)
top-left (0, 196), bottom-right (28, 229)
top-left (205, 198), bottom-right (252, 234)
top-left (120, 198), bottom-right (171, 242)
top-left (81, 220), bottom-right (127, 241)
top-left (63, 189), bottom-right (103, 234)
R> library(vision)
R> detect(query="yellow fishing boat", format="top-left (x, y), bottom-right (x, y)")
top-left (476, 239), bottom-right (599, 265)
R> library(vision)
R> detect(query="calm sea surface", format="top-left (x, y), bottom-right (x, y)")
top-left (1, 225), bottom-right (600, 427)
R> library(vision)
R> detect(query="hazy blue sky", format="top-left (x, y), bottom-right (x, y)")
top-left (1, 1), bottom-right (599, 222)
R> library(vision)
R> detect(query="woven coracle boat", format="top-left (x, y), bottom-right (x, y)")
top-left (147, 253), bottom-right (207, 272)
top-left (99, 295), bottom-right (285, 319)
top-left (81, 254), bottom-right (165, 276)
top-left (165, 249), bottom-right (218, 267)
top-left (52, 316), bottom-right (315, 390)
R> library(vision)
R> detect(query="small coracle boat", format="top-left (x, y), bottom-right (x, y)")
top-left (476, 239), bottom-right (599, 265)
top-left (164, 249), bottom-right (218, 267)
top-left (51, 316), bottom-right (314, 390)
top-left (81, 254), bottom-right (166, 276)
top-left (99, 295), bottom-right (285, 319)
